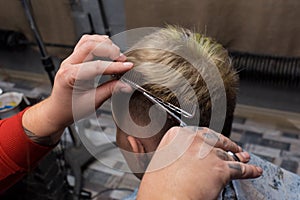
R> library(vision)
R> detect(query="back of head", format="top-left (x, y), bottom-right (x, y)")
top-left (117, 26), bottom-right (238, 141)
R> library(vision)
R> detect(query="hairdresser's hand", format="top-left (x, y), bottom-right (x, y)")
top-left (22, 35), bottom-right (133, 140)
top-left (138, 127), bottom-right (263, 200)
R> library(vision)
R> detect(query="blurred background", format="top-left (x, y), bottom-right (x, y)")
top-left (0, 0), bottom-right (299, 199)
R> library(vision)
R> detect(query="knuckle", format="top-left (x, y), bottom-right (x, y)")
top-left (80, 34), bottom-right (91, 42)
top-left (169, 126), bottom-right (181, 133)
top-left (215, 160), bottom-right (227, 171)
top-left (60, 59), bottom-right (68, 67)
top-left (215, 163), bottom-right (230, 184)
top-left (56, 65), bottom-right (69, 77)
top-left (221, 137), bottom-right (228, 147)
top-left (104, 37), bottom-right (113, 44)
top-left (81, 40), bottom-right (96, 51)
top-left (56, 67), bottom-right (74, 85)
top-left (58, 66), bottom-right (75, 79)
top-left (167, 126), bottom-right (181, 138)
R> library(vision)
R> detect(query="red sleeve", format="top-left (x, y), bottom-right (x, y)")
top-left (0, 108), bottom-right (54, 193)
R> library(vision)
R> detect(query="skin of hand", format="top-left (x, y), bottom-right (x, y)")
top-left (22, 35), bottom-right (133, 142)
top-left (137, 127), bottom-right (263, 200)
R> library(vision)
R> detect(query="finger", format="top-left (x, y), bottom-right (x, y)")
top-left (227, 162), bottom-right (263, 180)
top-left (75, 35), bottom-right (127, 62)
top-left (136, 139), bottom-right (145, 154)
top-left (115, 53), bottom-right (127, 62)
top-left (219, 135), bottom-right (242, 153)
top-left (215, 149), bottom-right (234, 161)
top-left (114, 80), bottom-right (133, 93)
top-left (234, 151), bottom-right (250, 163)
top-left (214, 149), bottom-right (249, 163)
top-left (95, 79), bottom-right (119, 108)
top-left (67, 38), bottom-right (120, 64)
top-left (200, 128), bottom-right (242, 153)
top-left (94, 79), bottom-right (133, 108)
top-left (74, 34), bottom-right (110, 51)
top-left (73, 35), bottom-right (111, 60)
top-left (93, 42), bottom-right (121, 60)
top-left (227, 151), bottom-right (241, 162)
top-left (74, 60), bottom-right (133, 80)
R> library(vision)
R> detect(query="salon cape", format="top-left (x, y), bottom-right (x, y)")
top-left (123, 154), bottom-right (300, 200)
top-left (216, 154), bottom-right (300, 200)
top-left (228, 154), bottom-right (300, 200)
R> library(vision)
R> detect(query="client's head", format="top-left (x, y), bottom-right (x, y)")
top-left (112, 26), bottom-right (238, 179)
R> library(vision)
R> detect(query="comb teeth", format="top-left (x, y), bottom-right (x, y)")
top-left (120, 69), bottom-right (197, 120)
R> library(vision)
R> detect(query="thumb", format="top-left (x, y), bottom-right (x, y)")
top-left (95, 80), bottom-right (130, 108)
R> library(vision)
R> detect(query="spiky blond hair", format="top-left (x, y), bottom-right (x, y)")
top-left (124, 26), bottom-right (238, 137)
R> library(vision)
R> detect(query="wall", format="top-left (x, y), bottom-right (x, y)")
top-left (125, 0), bottom-right (300, 57)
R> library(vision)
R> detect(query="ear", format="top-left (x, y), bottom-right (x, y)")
top-left (127, 136), bottom-right (145, 153)
top-left (127, 136), bottom-right (148, 178)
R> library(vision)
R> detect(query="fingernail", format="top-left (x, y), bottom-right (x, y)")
top-left (123, 62), bottom-right (133, 67)
top-left (103, 35), bottom-right (109, 38)
top-left (120, 85), bottom-right (132, 93)
top-left (118, 53), bottom-right (126, 59)
top-left (115, 81), bottom-right (132, 93)
top-left (240, 152), bottom-right (250, 160)
top-left (256, 166), bottom-right (263, 174)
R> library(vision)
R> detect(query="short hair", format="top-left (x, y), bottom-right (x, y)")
top-left (119, 26), bottom-right (238, 138)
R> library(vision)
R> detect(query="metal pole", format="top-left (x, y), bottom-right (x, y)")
top-left (21, 0), bottom-right (55, 86)
top-left (98, 0), bottom-right (111, 36)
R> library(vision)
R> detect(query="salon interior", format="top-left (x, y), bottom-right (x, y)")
top-left (0, 0), bottom-right (299, 199)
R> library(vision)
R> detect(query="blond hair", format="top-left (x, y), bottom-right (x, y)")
top-left (124, 26), bottom-right (238, 137)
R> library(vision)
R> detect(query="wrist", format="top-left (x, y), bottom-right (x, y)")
top-left (22, 98), bottom-right (66, 138)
